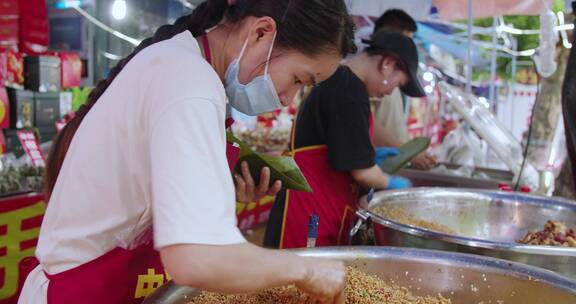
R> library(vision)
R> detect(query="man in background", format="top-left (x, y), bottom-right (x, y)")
top-left (372, 9), bottom-right (437, 169)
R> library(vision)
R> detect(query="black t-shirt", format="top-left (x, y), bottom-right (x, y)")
top-left (264, 66), bottom-right (375, 248)
top-left (294, 65), bottom-right (375, 171)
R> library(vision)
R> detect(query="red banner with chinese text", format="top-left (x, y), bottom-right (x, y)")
top-left (0, 193), bottom-right (45, 304)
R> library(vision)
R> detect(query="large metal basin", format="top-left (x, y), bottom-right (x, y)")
top-left (358, 188), bottom-right (576, 278)
top-left (143, 247), bottom-right (576, 304)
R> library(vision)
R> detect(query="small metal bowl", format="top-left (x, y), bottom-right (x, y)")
top-left (144, 247), bottom-right (576, 304)
top-left (358, 188), bottom-right (576, 278)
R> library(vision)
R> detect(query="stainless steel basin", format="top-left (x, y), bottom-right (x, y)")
top-left (358, 188), bottom-right (576, 278)
top-left (144, 247), bottom-right (576, 304)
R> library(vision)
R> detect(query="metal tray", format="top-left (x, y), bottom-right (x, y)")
top-left (144, 247), bottom-right (576, 304)
top-left (398, 163), bottom-right (514, 189)
top-left (358, 188), bottom-right (576, 278)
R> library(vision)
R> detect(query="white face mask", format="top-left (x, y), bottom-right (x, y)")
top-left (225, 32), bottom-right (282, 116)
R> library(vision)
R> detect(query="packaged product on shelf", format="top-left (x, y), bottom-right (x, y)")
top-left (7, 88), bottom-right (33, 129)
top-left (0, 130), bottom-right (5, 154)
top-left (0, 85), bottom-right (9, 128)
top-left (4, 128), bottom-right (25, 157)
top-left (0, 50), bottom-right (24, 86)
top-left (24, 55), bottom-right (61, 92)
top-left (0, 0), bottom-right (19, 16)
top-left (0, 0), bottom-right (19, 53)
top-left (34, 91), bottom-right (60, 131)
top-left (59, 91), bottom-right (73, 118)
top-left (56, 51), bottom-right (82, 88)
top-left (18, 0), bottom-right (48, 54)
top-left (0, 16), bottom-right (19, 51)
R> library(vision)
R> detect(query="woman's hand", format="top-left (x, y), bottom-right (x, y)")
top-left (234, 161), bottom-right (282, 203)
top-left (296, 258), bottom-right (347, 304)
top-left (411, 152), bottom-right (437, 170)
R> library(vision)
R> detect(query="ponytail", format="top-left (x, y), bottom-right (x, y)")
top-left (44, 0), bottom-right (229, 200)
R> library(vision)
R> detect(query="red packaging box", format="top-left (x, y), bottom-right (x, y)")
top-left (56, 52), bottom-right (82, 88)
top-left (19, 0), bottom-right (46, 18)
top-left (19, 16), bottom-right (48, 54)
top-left (0, 0), bottom-right (19, 16)
top-left (0, 86), bottom-right (9, 128)
top-left (0, 51), bottom-right (24, 86)
top-left (0, 17), bottom-right (19, 44)
top-left (0, 42), bottom-right (18, 52)
top-left (18, 0), bottom-right (48, 55)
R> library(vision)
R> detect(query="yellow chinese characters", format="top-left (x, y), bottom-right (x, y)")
top-left (0, 201), bottom-right (46, 300)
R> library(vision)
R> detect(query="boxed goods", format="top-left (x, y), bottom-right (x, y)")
top-left (0, 0), bottom-right (19, 16)
top-left (7, 88), bottom-right (33, 129)
top-left (34, 91), bottom-right (60, 130)
top-left (18, 0), bottom-right (48, 54)
top-left (0, 50), bottom-right (24, 86)
top-left (59, 91), bottom-right (72, 118)
top-left (0, 17), bottom-right (19, 51)
top-left (4, 128), bottom-right (25, 157)
top-left (24, 55), bottom-right (61, 92)
top-left (0, 86), bottom-right (9, 128)
top-left (56, 52), bottom-right (82, 88)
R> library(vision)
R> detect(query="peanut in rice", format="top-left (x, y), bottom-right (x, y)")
top-left (372, 206), bottom-right (455, 235)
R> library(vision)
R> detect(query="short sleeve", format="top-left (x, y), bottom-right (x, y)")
top-left (150, 98), bottom-right (245, 249)
top-left (324, 82), bottom-right (375, 171)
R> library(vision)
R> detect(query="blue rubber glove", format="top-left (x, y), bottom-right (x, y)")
top-left (375, 147), bottom-right (400, 166)
top-left (387, 176), bottom-right (412, 190)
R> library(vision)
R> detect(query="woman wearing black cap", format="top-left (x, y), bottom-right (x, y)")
top-left (265, 30), bottom-right (426, 249)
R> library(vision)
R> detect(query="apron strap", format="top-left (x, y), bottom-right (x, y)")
top-left (200, 34), bottom-right (212, 64)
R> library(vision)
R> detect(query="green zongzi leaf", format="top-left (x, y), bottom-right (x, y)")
top-left (228, 132), bottom-right (312, 192)
top-left (380, 137), bottom-right (431, 174)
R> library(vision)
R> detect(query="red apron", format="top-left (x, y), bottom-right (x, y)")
top-left (18, 227), bottom-right (166, 304)
top-left (44, 236), bottom-right (165, 304)
top-left (279, 115), bottom-right (374, 249)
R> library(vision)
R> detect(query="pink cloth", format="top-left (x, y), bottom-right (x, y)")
top-left (434, 0), bottom-right (553, 21)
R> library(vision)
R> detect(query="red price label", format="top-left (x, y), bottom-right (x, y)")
top-left (16, 131), bottom-right (46, 167)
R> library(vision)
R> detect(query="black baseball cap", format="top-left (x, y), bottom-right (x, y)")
top-left (362, 30), bottom-right (426, 97)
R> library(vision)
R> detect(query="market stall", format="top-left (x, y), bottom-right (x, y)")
top-left (2, 0), bottom-right (576, 303)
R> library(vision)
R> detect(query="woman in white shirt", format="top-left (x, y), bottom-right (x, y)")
top-left (18, 0), bottom-right (356, 303)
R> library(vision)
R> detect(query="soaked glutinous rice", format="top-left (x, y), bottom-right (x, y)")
top-left (189, 267), bottom-right (451, 304)
top-left (372, 206), bottom-right (456, 235)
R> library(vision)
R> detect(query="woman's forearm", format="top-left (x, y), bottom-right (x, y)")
top-left (350, 165), bottom-right (389, 189)
top-left (160, 242), bottom-right (307, 293)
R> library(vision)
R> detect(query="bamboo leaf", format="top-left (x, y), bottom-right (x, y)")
top-left (380, 137), bottom-right (431, 174)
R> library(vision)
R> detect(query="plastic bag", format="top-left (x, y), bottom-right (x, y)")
top-left (439, 124), bottom-right (485, 167)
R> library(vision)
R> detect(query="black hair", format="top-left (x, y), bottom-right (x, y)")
top-left (374, 9), bottom-right (417, 33)
top-left (45, 0), bottom-right (356, 200)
